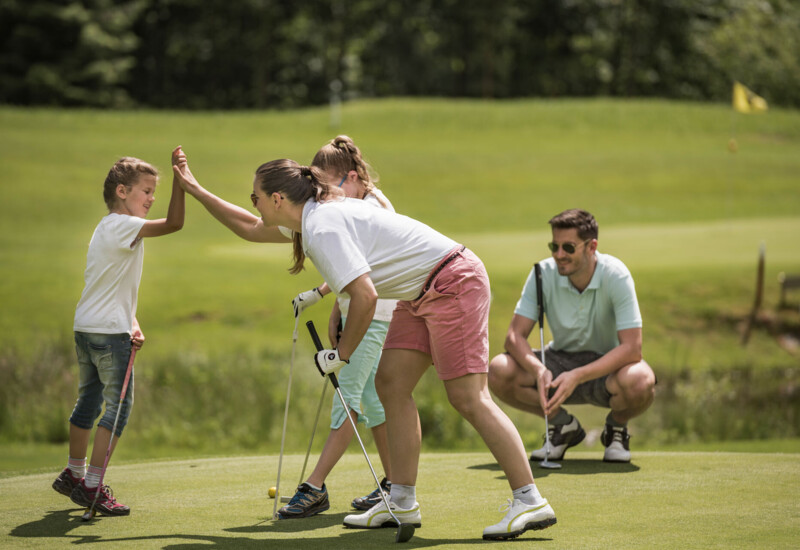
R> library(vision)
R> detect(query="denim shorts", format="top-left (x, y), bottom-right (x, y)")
top-left (331, 318), bottom-right (389, 430)
top-left (69, 332), bottom-right (134, 437)
top-left (532, 347), bottom-right (612, 408)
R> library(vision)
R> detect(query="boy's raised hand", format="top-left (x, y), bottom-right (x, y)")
top-left (171, 146), bottom-right (200, 193)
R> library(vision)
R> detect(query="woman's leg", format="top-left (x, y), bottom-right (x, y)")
top-left (374, 348), bottom-right (431, 487)
top-left (444, 372), bottom-right (534, 490)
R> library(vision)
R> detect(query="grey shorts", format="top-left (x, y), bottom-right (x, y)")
top-left (530, 347), bottom-right (612, 408)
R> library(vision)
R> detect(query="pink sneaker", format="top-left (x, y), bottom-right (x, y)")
top-left (70, 481), bottom-right (130, 516)
top-left (52, 468), bottom-right (82, 497)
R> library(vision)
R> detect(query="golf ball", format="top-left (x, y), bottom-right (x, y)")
top-left (268, 486), bottom-right (276, 498)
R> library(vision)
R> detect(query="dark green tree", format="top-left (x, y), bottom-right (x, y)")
top-left (0, 0), bottom-right (145, 107)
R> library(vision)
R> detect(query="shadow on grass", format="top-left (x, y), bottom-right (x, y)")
top-left (468, 459), bottom-right (640, 479)
top-left (8, 509), bottom-right (555, 548)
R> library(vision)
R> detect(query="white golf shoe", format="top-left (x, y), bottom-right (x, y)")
top-left (529, 415), bottom-right (585, 461)
top-left (343, 498), bottom-right (422, 529)
top-left (482, 498), bottom-right (557, 540)
top-left (601, 424), bottom-right (631, 462)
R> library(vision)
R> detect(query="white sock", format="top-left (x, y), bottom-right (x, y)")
top-left (305, 481), bottom-right (323, 491)
top-left (67, 457), bottom-right (86, 479)
top-left (84, 465), bottom-right (103, 489)
top-left (389, 483), bottom-right (416, 509)
top-left (513, 483), bottom-right (544, 506)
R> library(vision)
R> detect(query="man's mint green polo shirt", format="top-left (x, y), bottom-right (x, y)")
top-left (514, 253), bottom-right (642, 355)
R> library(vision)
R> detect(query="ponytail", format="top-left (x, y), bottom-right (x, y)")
top-left (312, 135), bottom-right (387, 208)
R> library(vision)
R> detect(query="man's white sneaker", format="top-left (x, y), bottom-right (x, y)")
top-left (343, 498), bottom-right (422, 529)
top-left (482, 498), bottom-right (557, 540)
top-left (529, 415), bottom-right (585, 461)
top-left (601, 424), bottom-right (631, 462)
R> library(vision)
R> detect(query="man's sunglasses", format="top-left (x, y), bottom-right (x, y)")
top-left (548, 239), bottom-right (590, 254)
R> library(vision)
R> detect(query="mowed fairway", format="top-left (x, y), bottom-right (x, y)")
top-left (1, 100), bottom-right (799, 548)
top-left (2, 451), bottom-right (799, 549)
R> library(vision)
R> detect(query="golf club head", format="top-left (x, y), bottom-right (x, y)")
top-left (395, 523), bottom-right (415, 543)
top-left (81, 508), bottom-right (96, 521)
top-left (539, 459), bottom-right (562, 470)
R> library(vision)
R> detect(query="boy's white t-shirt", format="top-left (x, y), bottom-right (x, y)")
top-left (338, 189), bottom-right (398, 322)
top-left (74, 213), bottom-right (147, 335)
top-left (302, 198), bottom-right (458, 301)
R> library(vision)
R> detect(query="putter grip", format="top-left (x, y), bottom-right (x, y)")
top-left (534, 263), bottom-right (544, 326)
top-left (306, 320), bottom-right (324, 352)
top-left (306, 321), bottom-right (341, 389)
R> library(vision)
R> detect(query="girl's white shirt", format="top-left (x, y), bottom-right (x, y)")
top-left (74, 213), bottom-right (147, 335)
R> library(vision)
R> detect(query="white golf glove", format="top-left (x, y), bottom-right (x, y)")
top-left (292, 287), bottom-right (323, 318)
top-left (314, 348), bottom-right (349, 376)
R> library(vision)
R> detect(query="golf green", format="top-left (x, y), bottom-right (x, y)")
top-left (2, 451), bottom-right (798, 548)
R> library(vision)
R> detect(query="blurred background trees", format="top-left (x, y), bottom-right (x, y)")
top-left (1, 0), bottom-right (798, 109)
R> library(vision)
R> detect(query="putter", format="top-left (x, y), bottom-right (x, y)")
top-left (81, 345), bottom-right (136, 521)
top-left (307, 321), bottom-right (415, 543)
top-left (272, 316), bottom-right (300, 516)
top-left (535, 263), bottom-right (561, 470)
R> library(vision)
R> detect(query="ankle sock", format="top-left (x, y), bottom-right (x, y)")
top-left (84, 465), bottom-right (103, 489)
top-left (513, 483), bottom-right (544, 506)
top-left (389, 483), bottom-right (416, 509)
top-left (305, 481), bottom-right (323, 491)
top-left (550, 408), bottom-right (572, 426)
top-left (605, 412), bottom-right (626, 429)
top-left (67, 457), bottom-right (86, 479)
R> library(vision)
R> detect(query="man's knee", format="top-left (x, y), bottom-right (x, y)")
top-left (619, 362), bottom-right (656, 405)
top-left (488, 353), bottom-right (514, 395)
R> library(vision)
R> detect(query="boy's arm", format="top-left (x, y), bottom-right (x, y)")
top-left (137, 146), bottom-right (186, 238)
top-left (131, 317), bottom-right (145, 350)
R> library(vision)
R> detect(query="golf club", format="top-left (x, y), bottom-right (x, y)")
top-left (307, 320), bottom-right (415, 543)
top-left (535, 263), bottom-right (561, 470)
top-left (272, 316), bottom-right (300, 516)
top-left (81, 345), bottom-right (136, 521)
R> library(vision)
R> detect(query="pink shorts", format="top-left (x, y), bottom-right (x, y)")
top-left (383, 247), bottom-right (490, 380)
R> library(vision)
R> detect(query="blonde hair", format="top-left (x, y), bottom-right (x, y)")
top-left (103, 157), bottom-right (158, 209)
top-left (311, 135), bottom-right (387, 208)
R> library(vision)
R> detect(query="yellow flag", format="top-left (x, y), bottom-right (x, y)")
top-left (733, 81), bottom-right (768, 113)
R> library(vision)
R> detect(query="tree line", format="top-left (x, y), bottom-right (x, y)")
top-left (2, 0), bottom-right (799, 109)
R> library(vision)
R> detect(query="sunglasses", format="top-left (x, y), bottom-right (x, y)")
top-left (338, 174), bottom-right (347, 187)
top-left (548, 239), bottom-right (591, 254)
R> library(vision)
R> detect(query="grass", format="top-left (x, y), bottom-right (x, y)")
top-left (1, 98), bottom-right (799, 453)
top-left (1, 451), bottom-right (799, 548)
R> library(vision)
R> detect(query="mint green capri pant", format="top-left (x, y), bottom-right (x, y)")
top-left (331, 317), bottom-right (389, 429)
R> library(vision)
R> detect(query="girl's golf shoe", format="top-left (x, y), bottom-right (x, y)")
top-left (529, 415), bottom-right (585, 461)
top-left (52, 468), bottom-right (82, 497)
top-left (277, 483), bottom-right (330, 519)
top-left (482, 498), bottom-right (557, 540)
top-left (343, 499), bottom-right (421, 528)
top-left (70, 482), bottom-right (130, 516)
top-left (351, 477), bottom-right (392, 510)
